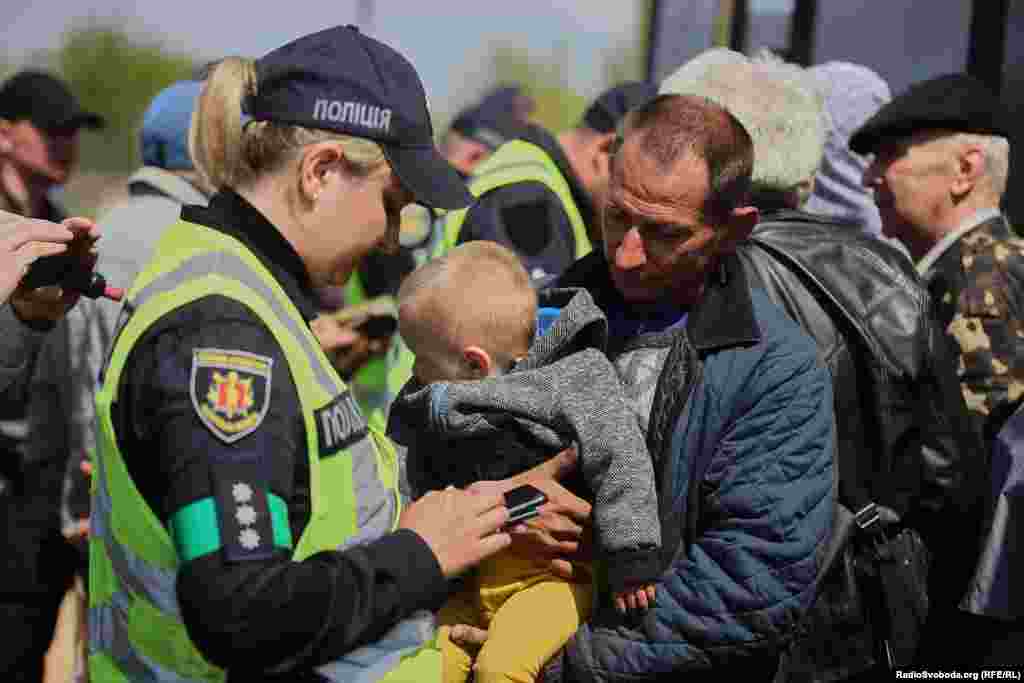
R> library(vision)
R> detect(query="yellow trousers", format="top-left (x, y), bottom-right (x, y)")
top-left (438, 553), bottom-right (593, 683)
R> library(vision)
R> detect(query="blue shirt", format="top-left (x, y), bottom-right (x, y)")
top-left (605, 299), bottom-right (689, 342)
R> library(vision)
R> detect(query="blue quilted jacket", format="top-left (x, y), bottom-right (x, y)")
top-left (547, 253), bottom-right (836, 682)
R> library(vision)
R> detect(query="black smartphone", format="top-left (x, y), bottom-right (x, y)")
top-left (21, 250), bottom-right (77, 290)
top-left (503, 484), bottom-right (547, 527)
top-left (356, 313), bottom-right (398, 341)
top-left (19, 252), bottom-right (118, 300)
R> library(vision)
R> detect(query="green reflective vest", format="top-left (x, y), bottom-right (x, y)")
top-left (88, 219), bottom-right (440, 682)
top-left (435, 138), bottom-right (593, 260)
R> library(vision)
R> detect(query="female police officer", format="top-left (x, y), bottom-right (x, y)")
top-left (88, 26), bottom-right (511, 682)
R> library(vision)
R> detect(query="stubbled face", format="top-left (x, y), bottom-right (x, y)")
top-left (863, 131), bottom-right (957, 249)
top-left (2, 120), bottom-right (80, 186)
top-left (603, 136), bottom-right (722, 305)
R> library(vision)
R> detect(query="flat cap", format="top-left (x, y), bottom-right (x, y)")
top-left (850, 73), bottom-right (1011, 154)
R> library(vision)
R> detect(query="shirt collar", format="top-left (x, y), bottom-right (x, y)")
top-left (554, 251), bottom-right (760, 353)
top-left (181, 189), bottom-right (320, 321)
top-left (916, 207), bottom-right (1002, 277)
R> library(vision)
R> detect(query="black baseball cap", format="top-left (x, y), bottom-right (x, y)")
top-left (245, 25), bottom-right (472, 210)
top-left (581, 81), bottom-right (657, 134)
top-left (476, 85), bottom-right (535, 123)
top-left (850, 73), bottom-right (1012, 155)
top-left (0, 71), bottom-right (105, 132)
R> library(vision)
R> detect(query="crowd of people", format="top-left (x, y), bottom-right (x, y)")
top-left (0, 19), bottom-right (1021, 683)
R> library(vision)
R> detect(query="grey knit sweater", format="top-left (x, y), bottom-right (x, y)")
top-left (389, 288), bottom-right (662, 590)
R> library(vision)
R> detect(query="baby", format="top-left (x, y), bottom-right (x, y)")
top-left (388, 241), bottom-right (662, 683)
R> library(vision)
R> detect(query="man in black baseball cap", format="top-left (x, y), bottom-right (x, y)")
top-left (435, 80), bottom-right (656, 284)
top-left (0, 69), bottom-right (104, 683)
top-left (856, 73), bottom-right (1024, 668)
top-left (442, 86), bottom-right (533, 178)
top-left (0, 71), bottom-right (104, 220)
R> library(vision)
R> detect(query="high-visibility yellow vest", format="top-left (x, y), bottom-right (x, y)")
top-left (88, 219), bottom-right (439, 682)
top-left (435, 139), bottom-right (593, 260)
top-left (344, 271), bottom-right (390, 433)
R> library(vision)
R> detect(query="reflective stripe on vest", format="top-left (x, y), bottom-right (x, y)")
top-left (89, 220), bottom-right (437, 682)
top-left (344, 270), bottom-right (390, 433)
top-left (436, 140), bottom-right (593, 261)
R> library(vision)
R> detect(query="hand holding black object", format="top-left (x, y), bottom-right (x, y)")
top-left (398, 485), bottom-right (511, 578)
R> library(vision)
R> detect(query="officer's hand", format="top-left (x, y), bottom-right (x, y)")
top-left (398, 485), bottom-right (510, 578)
top-left (467, 447), bottom-right (593, 581)
top-left (8, 216), bottom-right (100, 322)
top-left (310, 314), bottom-right (389, 379)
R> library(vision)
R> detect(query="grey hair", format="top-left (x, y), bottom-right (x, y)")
top-left (957, 133), bottom-right (1010, 198)
top-left (659, 48), bottom-right (826, 199)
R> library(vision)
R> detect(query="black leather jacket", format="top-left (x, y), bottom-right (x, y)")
top-left (736, 210), bottom-right (985, 678)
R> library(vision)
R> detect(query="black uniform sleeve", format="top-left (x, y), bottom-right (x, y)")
top-left (118, 297), bottom-right (448, 674)
top-left (457, 182), bottom-right (577, 283)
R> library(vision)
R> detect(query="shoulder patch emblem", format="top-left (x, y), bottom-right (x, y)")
top-left (191, 348), bottom-right (273, 443)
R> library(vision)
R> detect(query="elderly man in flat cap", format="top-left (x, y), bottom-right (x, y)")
top-left (855, 73), bottom-right (1024, 668)
top-left (856, 73), bottom-right (1024, 448)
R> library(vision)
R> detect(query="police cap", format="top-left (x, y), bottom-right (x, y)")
top-left (246, 25), bottom-right (472, 210)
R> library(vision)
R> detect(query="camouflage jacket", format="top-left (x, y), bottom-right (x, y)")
top-left (923, 215), bottom-right (1024, 445)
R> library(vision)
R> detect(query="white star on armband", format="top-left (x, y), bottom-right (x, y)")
top-left (239, 529), bottom-right (261, 550)
top-left (232, 482), bottom-right (253, 503)
top-left (235, 505), bottom-right (257, 526)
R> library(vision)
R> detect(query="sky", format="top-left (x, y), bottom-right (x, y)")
top-left (4, 0), bottom-right (648, 116)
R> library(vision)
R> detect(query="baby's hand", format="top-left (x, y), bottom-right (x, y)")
top-left (613, 583), bottom-right (656, 613)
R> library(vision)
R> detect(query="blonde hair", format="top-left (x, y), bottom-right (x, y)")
top-left (399, 242), bottom-right (537, 367)
top-left (188, 56), bottom-right (388, 191)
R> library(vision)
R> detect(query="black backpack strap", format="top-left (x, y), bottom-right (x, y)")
top-left (746, 234), bottom-right (880, 527)
top-left (747, 234), bottom-right (929, 673)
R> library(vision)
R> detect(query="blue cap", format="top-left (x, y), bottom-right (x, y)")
top-left (140, 81), bottom-right (203, 171)
top-left (246, 25), bottom-right (472, 210)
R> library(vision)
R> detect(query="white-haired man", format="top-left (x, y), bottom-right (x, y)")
top-left (660, 50), bottom-right (982, 680)
top-left (854, 73), bottom-right (1024, 668)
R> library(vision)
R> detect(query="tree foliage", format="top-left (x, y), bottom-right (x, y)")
top-left (55, 23), bottom-right (196, 172)
top-left (602, 41), bottom-right (646, 87)
top-left (488, 44), bottom-right (587, 133)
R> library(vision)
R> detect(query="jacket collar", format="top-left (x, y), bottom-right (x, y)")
top-left (553, 251), bottom-right (760, 353)
top-left (917, 207), bottom-right (1003, 277)
top-left (181, 189), bottom-right (320, 321)
top-left (128, 166), bottom-right (209, 206)
top-left (515, 124), bottom-right (597, 234)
